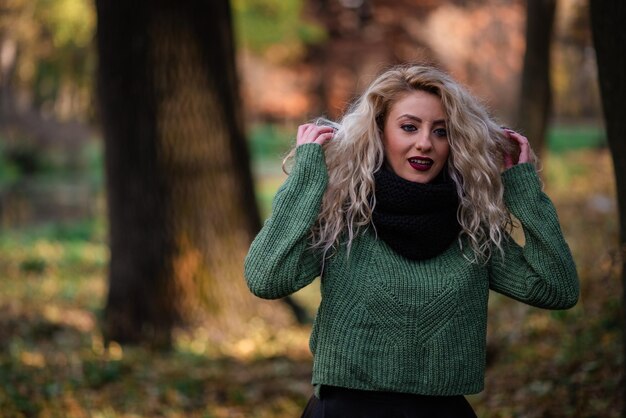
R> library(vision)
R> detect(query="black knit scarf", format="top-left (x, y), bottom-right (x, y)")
top-left (372, 167), bottom-right (461, 260)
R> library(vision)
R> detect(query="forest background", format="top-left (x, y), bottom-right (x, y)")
top-left (0, 0), bottom-right (622, 417)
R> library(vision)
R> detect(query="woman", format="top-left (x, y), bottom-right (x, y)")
top-left (244, 65), bottom-right (579, 417)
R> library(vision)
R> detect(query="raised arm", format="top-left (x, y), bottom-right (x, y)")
top-left (489, 162), bottom-right (579, 309)
top-left (244, 125), bottom-right (334, 299)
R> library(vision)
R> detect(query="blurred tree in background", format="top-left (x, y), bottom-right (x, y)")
top-left (517, 0), bottom-right (556, 155)
top-left (589, 0), bottom-right (626, 410)
top-left (96, 0), bottom-right (289, 348)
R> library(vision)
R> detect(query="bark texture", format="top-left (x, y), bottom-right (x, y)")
top-left (517, 0), bottom-right (556, 155)
top-left (96, 0), bottom-right (281, 348)
top-left (589, 1), bottom-right (626, 413)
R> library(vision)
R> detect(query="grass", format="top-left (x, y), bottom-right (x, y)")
top-left (0, 123), bottom-right (622, 417)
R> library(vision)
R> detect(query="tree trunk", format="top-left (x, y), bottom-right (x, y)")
top-left (96, 0), bottom-right (287, 348)
top-left (517, 0), bottom-right (556, 155)
top-left (589, 2), bottom-right (626, 414)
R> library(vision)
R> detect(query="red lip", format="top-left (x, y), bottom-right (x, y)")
top-left (408, 156), bottom-right (433, 171)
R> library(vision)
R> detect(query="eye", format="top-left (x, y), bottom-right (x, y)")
top-left (434, 128), bottom-right (448, 137)
top-left (401, 124), bottom-right (417, 132)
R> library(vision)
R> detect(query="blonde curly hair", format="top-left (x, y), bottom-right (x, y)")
top-left (284, 64), bottom-right (537, 262)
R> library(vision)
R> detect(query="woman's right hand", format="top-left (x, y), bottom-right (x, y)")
top-left (297, 123), bottom-right (335, 147)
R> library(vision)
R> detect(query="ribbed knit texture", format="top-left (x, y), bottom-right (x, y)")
top-left (244, 143), bottom-right (579, 396)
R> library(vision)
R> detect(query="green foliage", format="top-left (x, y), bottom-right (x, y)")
top-left (247, 123), bottom-right (294, 161)
top-left (34, 0), bottom-right (96, 92)
top-left (36, 0), bottom-right (95, 49)
top-left (20, 257), bottom-right (47, 274)
top-left (232, 0), bottom-right (326, 61)
top-left (0, 144), bottom-right (21, 186)
top-left (6, 0), bottom-right (96, 119)
top-left (82, 140), bottom-right (105, 184)
top-left (247, 123), bottom-right (295, 216)
top-left (0, 137), bottom-right (45, 179)
top-left (83, 359), bottom-right (126, 388)
top-left (548, 124), bottom-right (606, 154)
top-left (0, 136), bottom-right (103, 210)
top-left (0, 218), bottom-right (105, 246)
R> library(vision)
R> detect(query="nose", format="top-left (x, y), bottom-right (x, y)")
top-left (414, 130), bottom-right (432, 152)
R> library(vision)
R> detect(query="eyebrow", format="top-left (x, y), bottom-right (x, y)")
top-left (397, 114), bottom-right (446, 125)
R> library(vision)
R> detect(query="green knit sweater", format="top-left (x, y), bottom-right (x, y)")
top-left (244, 143), bottom-right (579, 396)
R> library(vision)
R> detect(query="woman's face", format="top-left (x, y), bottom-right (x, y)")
top-left (382, 90), bottom-right (450, 184)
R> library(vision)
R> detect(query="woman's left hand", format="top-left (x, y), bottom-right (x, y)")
top-left (503, 128), bottom-right (531, 169)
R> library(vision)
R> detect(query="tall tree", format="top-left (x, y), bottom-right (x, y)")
top-left (96, 0), bottom-right (285, 348)
top-left (589, 1), bottom-right (626, 412)
top-left (517, 0), bottom-right (557, 155)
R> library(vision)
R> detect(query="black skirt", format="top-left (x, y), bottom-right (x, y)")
top-left (300, 386), bottom-right (477, 418)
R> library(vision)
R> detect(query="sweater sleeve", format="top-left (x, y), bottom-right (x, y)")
top-left (488, 163), bottom-right (579, 309)
top-left (244, 143), bottom-right (328, 299)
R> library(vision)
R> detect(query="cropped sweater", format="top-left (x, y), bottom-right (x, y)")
top-left (244, 143), bottom-right (579, 396)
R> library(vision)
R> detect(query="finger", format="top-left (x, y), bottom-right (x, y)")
top-left (298, 124), bottom-right (312, 137)
top-left (298, 124), bottom-right (336, 146)
top-left (503, 129), bottom-right (531, 164)
top-left (296, 123), bottom-right (316, 146)
top-left (311, 126), bottom-right (336, 136)
top-left (508, 131), bottom-right (530, 164)
top-left (313, 131), bottom-right (335, 145)
top-left (518, 141), bottom-right (530, 164)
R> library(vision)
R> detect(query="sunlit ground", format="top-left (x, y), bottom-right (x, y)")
top-left (0, 136), bottom-right (622, 416)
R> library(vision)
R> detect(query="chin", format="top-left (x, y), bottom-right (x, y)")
top-left (404, 173), bottom-right (431, 184)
